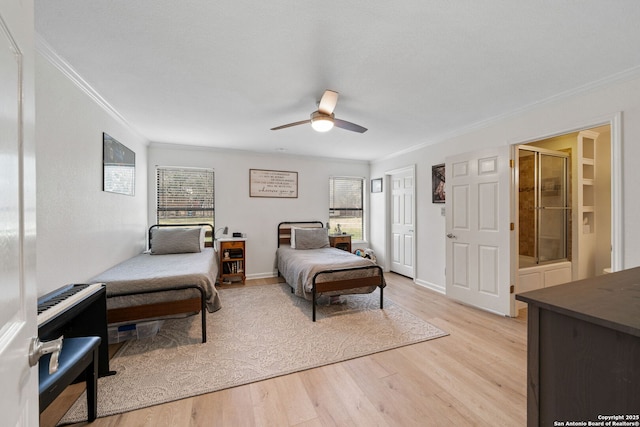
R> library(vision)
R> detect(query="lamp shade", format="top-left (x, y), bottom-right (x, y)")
top-left (310, 111), bottom-right (334, 132)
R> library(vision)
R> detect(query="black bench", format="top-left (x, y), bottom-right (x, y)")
top-left (39, 336), bottom-right (101, 422)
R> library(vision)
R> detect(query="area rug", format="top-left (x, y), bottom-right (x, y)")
top-left (60, 283), bottom-right (448, 424)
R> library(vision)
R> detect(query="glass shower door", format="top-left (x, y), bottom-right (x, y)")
top-left (538, 153), bottom-right (568, 262)
top-left (518, 149), bottom-right (536, 261)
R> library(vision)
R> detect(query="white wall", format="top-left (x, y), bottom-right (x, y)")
top-left (35, 53), bottom-right (149, 296)
top-left (35, 43), bottom-right (640, 297)
top-left (370, 73), bottom-right (640, 291)
top-left (148, 144), bottom-right (370, 278)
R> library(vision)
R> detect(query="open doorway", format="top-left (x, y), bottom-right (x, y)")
top-left (515, 124), bottom-right (612, 299)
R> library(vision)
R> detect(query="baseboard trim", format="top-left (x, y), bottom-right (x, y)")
top-left (414, 278), bottom-right (445, 294)
top-left (246, 272), bottom-right (279, 280)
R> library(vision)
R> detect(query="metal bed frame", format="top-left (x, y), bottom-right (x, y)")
top-left (277, 221), bottom-right (385, 321)
top-left (105, 223), bottom-right (214, 343)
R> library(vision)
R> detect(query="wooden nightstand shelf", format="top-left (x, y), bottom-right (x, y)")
top-left (217, 238), bottom-right (246, 284)
top-left (329, 234), bottom-right (352, 252)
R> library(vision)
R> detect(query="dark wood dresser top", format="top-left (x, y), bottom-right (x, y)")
top-left (516, 266), bottom-right (640, 338)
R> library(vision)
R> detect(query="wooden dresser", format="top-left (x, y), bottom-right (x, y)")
top-left (516, 267), bottom-right (640, 426)
top-left (329, 234), bottom-right (351, 252)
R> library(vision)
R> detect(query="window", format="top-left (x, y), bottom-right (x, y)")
top-left (329, 176), bottom-right (364, 240)
top-left (156, 167), bottom-right (214, 228)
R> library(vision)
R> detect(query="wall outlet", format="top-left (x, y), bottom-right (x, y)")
top-left (441, 207), bottom-right (446, 216)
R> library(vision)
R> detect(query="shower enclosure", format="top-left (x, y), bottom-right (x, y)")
top-left (518, 146), bottom-right (570, 267)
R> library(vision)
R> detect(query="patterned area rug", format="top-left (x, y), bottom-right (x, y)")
top-left (60, 283), bottom-right (448, 424)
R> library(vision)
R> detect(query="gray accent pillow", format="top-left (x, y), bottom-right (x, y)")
top-left (150, 227), bottom-right (202, 254)
top-left (294, 227), bottom-right (330, 249)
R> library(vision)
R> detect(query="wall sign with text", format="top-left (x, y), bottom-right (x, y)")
top-left (249, 169), bottom-right (298, 198)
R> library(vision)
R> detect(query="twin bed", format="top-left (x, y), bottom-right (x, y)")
top-left (276, 221), bottom-right (385, 321)
top-left (91, 221), bottom-right (384, 342)
top-left (91, 224), bottom-right (221, 343)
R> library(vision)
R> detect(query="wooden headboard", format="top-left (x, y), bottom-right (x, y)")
top-left (277, 221), bottom-right (324, 247)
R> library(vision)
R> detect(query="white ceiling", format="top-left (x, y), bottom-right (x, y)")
top-left (34, 1), bottom-right (640, 162)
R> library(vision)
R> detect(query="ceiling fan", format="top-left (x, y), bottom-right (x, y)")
top-left (271, 90), bottom-right (367, 133)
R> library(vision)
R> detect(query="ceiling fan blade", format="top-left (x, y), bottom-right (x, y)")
top-left (318, 90), bottom-right (339, 115)
top-left (334, 118), bottom-right (368, 133)
top-left (270, 119), bottom-right (311, 130)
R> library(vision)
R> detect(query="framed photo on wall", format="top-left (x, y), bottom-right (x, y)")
top-left (103, 132), bottom-right (135, 196)
top-left (371, 178), bottom-right (383, 193)
top-left (432, 164), bottom-right (445, 203)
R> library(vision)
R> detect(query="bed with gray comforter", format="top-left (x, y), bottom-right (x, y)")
top-left (276, 221), bottom-right (385, 321)
top-left (90, 224), bottom-right (221, 342)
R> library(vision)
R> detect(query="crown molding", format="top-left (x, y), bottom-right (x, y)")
top-left (35, 33), bottom-right (146, 141)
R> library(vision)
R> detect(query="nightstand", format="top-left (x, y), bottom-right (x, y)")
top-left (329, 234), bottom-right (351, 252)
top-left (217, 238), bottom-right (246, 284)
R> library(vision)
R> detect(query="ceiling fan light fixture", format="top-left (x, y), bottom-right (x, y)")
top-left (271, 91), bottom-right (366, 133)
top-left (310, 111), bottom-right (334, 132)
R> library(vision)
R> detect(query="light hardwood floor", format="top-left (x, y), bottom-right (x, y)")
top-left (42, 273), bottom-right (527, 426)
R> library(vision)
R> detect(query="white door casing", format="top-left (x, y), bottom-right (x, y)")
top-left (0, 4), bottom-right (39, 426)
top-left (445, 146), bottom-right (513, 316)
top-left (390, 168), bottom-right (415, 278)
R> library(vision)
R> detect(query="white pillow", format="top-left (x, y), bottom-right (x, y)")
top-left (290, 226), bottom-right (299, 248)
top-left (199, 226), bottom-right (206, 250)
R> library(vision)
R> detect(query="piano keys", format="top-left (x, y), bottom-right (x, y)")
top-left (38, 283), bottom-right (103, 326)
top-left (38, 283), bottom-right (111, 377)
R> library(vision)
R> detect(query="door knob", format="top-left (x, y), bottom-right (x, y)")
top-left (29, 336), bottom-right (63, 374)
top-left (446, 233), bottom-right (456, 239)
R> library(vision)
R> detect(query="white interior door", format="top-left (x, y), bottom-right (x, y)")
top-left (445, 146), bottom-right (513, 316)
top-left (0, 7), bottom-right (39, 426)
top-left (390, 168), bottom-right (415, 278)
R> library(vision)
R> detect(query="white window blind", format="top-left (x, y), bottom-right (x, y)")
top-left (329, 177), bottom-right (364, 240)
top-left (156, 167), bottom-right (214, 226)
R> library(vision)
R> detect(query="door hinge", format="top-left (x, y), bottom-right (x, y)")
top-left (510, 222), bottom-right (514, 231)
top-left (510, 159), bottom-right (514, 168)
top-left (510, 285), bottom-right (515, 294)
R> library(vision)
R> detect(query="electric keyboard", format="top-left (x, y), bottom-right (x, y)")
top-left (37, 283), bottom-right (104, 326)
top-left (37, 283), bottom-right (111, 377)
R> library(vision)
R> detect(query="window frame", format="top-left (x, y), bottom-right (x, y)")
top-left (329, 176), bottom-right (365, 242)
top-left (156, 166), bottom-right (215, 228)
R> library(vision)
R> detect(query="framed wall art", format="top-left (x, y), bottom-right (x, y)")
top-left (103, 132), bottom-right (135, 196)
top-left (432, 163), bottom-right (445, 203)
top-left (371, 178), bottom-right (383, 193)
top-left (249, 169), bottom-right (298, 198)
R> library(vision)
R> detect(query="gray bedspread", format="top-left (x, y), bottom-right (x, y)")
top-left (276, 246), bottom-right (384, 300)
top-left (90, 247), bottom-right (221, 313)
